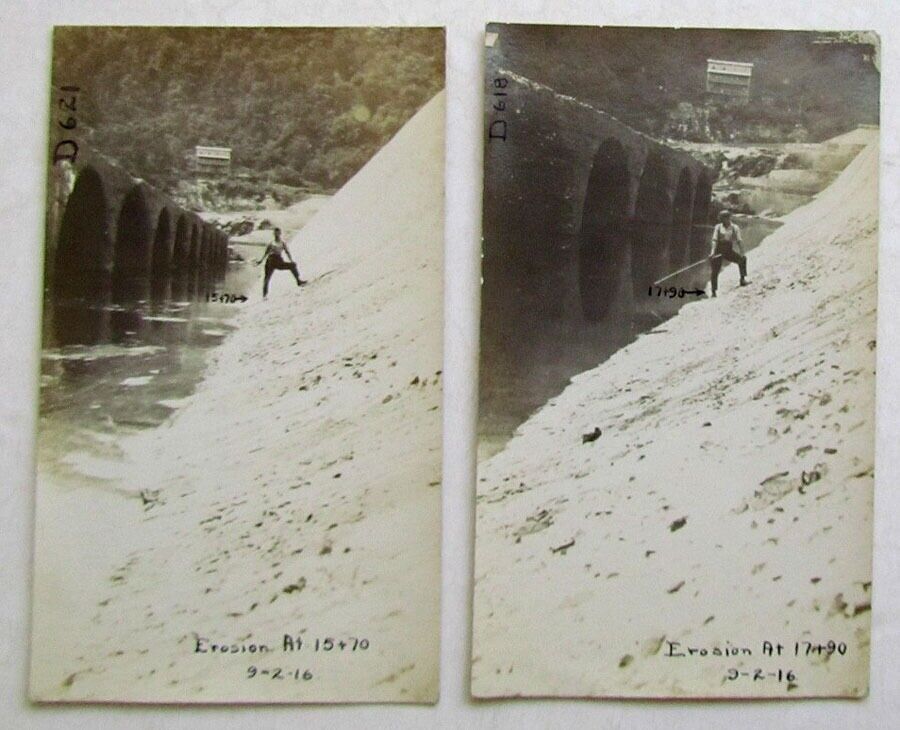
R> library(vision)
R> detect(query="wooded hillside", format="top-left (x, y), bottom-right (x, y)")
top-left (491, 26), bottom-right (879, 143)
top-left (52, 27), bottom-right (444, 195)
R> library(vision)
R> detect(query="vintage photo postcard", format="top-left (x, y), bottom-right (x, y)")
top-left (31, 26), bottom-right (444, 704)
top-left (473, 24), bottom-right (878, 698)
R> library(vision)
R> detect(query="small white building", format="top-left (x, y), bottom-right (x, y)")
top-left (706, 59), bottom-right (754, 101)
top-left (194, 145), bottom-right (232, 175)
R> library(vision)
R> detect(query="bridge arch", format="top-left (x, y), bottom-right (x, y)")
top-left (669, 168), bottom-right (695, 272)
top-left (55, 166), bottom-right (112, 289)
top-left (173, 213), bottom-right (191, 269)
top-left (189, 222), bottom-right (202, 269)
top-left (151, 208), bottom-right (174, 275)
top-left (199, 227), bottom-right (210, 270)
top-left (207, 227), bottom-right (217, 269)
top-left (630, 151), bottom-right (673, 296)
top-left (114, 185), bottom-right (154, 276)
top-left (690, 173), bottom-right (713, 263)
top-left (208, 230), bottom-right (217, 269)
top-left (578, 138), bottom-right (630, 321)
top-left (216, 231), bottom-right (227, 268)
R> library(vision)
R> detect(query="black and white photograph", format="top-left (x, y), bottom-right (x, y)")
top-left (31, 25), bottom-right (445, 704)
top-left (473, 24), bottom-right (879, 698)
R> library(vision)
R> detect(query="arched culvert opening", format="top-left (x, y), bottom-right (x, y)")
top-left (173, 213), bottom-right (191, 270)
top-left (55, 166), bottom-right (112, 292)
top-left (578, 138), bottom-right (630, 322)
top-left (151, 208), bottom-right (173, 276)
top-left (631, 152), bottom-right (673, 296)
top-left (189, 223), bottom-right (202, 269)
top-left (216, 233), bottom-right (227, 270)
top-left (199, 228), bottom-right (210, 270)
top-left (689, 174), bottom-right (713, 263)
top-left (113, 185), bottom-right (154, 277)
top-left (669, 169), bottom-right (695, 272)
top-left (205, 228), bottom-right (216, 269)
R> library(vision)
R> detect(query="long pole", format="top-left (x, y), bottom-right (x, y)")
top-left (653, 255), bottom-right (721, 287)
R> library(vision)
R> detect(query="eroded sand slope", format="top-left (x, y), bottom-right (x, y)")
top-left (31, 92), bottom-right (444, 703)
top-left (472, 133), bottom-right (877, 698)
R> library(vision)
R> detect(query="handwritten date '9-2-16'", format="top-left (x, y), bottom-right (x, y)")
top-left (725, 668), bottom-right (796, 683)
top-left (246, 666), bottom-right (313, 681)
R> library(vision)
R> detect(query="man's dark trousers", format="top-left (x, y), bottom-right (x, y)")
top-left (710, 243), bottom-right (747, 295)
top-left (263, 253), bottom-right (301, 297)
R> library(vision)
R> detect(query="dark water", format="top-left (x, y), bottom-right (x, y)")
top-left (38, 260), bottom-right (259, 484)
top-left (478, 215), bottom-right (784, 459)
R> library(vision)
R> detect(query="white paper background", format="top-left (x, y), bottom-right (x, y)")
top-left (1, 1), bottom-right (897, 727)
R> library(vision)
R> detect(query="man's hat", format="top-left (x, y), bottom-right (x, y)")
top-left (718, 209), bottom-right (732, 221)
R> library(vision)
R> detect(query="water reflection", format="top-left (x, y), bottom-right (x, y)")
top-left (39, 261), bottom-right (258, 483)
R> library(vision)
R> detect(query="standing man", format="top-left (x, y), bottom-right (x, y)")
top-left (709, 209), bottom-right (749, 297)
top-left (256, 227), bottom-right (306, 298)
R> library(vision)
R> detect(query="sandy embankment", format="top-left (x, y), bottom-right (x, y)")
top-left (30, 91), bottom-right (444, 703)
top-left (472, 132), bottom-right (878, 698)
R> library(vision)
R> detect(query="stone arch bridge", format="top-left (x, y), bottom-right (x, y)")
top-left (481, 69), bottom-right (718, 425)
top-left (49, 152), bottom-right (229, 293)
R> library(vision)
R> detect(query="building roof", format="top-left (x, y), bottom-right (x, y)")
top-left (195, 146), bottom-right (232, 160)
top-left (706, 59), bottom-right (754, 77)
